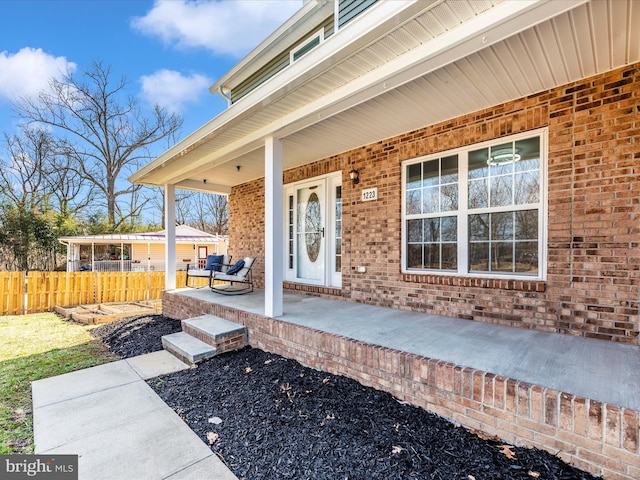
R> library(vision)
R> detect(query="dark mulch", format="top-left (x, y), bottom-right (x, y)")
top-left (90, 314), bottom-right (181, 358)
top-left (93, 315), bottom-right (600, 480)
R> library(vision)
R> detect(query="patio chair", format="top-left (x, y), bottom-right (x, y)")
top-left (185, 254), bottom-right (231, 288)
top-left (211, 256), bottom-right (256, 295)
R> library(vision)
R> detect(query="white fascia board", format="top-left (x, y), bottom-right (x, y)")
top-left (210, 0), bottom-right (332, 94)
top-left (130, 0), bottom-right (428, 185)
top-left (131, 0), bottom-right (587, 187)
top-left (273, 0), bottom-right (590, 139)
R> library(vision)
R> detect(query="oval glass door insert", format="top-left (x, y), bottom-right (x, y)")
top-left (305, 192), bottom-right (321, 262)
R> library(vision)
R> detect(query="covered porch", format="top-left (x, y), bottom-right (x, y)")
top-left (162, 287), bottom-right (639, 479)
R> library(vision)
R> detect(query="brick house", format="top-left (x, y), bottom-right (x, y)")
top-left (132, 0), bottom-right (639, 344)
top-left (131, 2), bottom-right (640, 476)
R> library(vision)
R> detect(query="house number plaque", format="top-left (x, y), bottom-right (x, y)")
top-left (361, 187), bottom-right (378, 202)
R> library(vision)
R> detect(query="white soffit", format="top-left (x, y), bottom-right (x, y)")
top-left (133, 0), bottom-right (639, 190)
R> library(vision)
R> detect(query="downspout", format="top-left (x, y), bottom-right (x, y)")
top-left (218, 85), bottom-right (232, 107)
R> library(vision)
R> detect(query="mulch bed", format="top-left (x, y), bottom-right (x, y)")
top-left (90, 314), bottom-right (181, 358)
top-left (91, 315), bottom-right (600, 480)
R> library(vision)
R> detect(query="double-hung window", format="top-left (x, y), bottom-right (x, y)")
top-left (402, 129), bottom-right (546, 278)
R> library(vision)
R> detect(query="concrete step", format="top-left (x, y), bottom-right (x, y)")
top-left (182, 314), bottom-right (247, 352)
top-left (161, 332), bottom-right (217, 365)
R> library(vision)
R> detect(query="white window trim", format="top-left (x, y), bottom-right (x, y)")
top-left (401, 128), bottom-right (548, 281)
top-left (290, 29), bottom-right (324, 64)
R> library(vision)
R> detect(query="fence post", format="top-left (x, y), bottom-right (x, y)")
top-left (22, 271), bottom-right (28, 315)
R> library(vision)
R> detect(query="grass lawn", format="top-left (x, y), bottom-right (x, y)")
top-left (0, 313), bottom-right (117, 454)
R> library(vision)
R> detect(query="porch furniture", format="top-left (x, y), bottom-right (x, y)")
top-left (186, 254), bottom-right (231, 288)
top-left (211, 256), bottom-right (256, 295)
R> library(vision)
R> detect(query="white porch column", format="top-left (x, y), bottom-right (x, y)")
top-left (164, 184), bottom-right (177, 290)
top-left (264, 136), bottom-right (283, 317)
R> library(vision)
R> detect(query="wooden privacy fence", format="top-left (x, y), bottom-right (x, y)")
top-left (0, 271), bottom-right (200, 316)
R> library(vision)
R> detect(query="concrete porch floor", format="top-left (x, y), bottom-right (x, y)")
top-left (173, 287), bottom-right (640, 412)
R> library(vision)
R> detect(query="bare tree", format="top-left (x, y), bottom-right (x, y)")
top-left (204, 194), bottom-right (229, 235)
top-left (0, 128), bottom-right (61, 271)
top-left (14, 61), bottom-right (183, 230)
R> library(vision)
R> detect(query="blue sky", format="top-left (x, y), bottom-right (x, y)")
top-left (0, 0), bottom-right (302, 155)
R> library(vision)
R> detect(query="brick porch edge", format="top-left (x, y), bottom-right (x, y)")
top-left (163, 291), bottom-right (639, 479)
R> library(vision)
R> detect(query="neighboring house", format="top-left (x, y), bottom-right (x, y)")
top-left (60, 225), bottom-right (228, 272)
top-left (130, 0), bottom-right (639, 343)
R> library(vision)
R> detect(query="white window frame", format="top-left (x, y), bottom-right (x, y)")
top-left (401, 128), bottom-right (548, 280)
top-left (290, 29), bottom-right (324, 64)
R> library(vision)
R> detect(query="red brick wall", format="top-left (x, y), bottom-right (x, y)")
top-left (228, 63), bottom-right (640, 344)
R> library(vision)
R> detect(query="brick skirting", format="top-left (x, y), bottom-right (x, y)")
top-left (163, 290), bottom-right (640, 479)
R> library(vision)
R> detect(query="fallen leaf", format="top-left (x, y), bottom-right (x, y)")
top-left (528, 471), bottom-right (540, 478)
top-left (206, 432), bottom-right (219, 444)
top-left (498, 445), bottom-right (517, 460)
top-left (245, 367), bottom-right (252, 373)
top-left (468, 428), bottom-right (500, 442)
top-left (325, 413), bottom-right (335, 420)
top-left (208, 416), bottom-right (223, 425)
top-left (322, 378), bottom-right (331, 385)
top-left (391, 445), bottom-right (405, 454)
top-left (264, 359), bottom-right (273, 365)
top-left (468, 476), bottom-right (476, 480)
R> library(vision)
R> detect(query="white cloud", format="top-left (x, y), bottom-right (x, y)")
top-left (0, 47), bottom-right (76, 102)
top-left (132, 0), bottom-right (303, 58)
top-left (140, 69), bottom-right (212, 113)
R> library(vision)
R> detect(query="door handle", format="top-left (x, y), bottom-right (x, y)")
top-left (321, 228), bottom-right (325, 237)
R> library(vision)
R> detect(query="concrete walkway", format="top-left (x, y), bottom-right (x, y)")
top-left (32, 350), bottom-right (237, 480)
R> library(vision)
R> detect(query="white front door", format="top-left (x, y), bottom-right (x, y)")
top-left (295, 181), bottom-right (325, 285)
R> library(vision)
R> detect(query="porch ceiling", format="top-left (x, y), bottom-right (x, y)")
top-left (130, 0), bottom-right (639, 194)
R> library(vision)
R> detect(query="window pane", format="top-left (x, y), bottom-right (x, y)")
top-left (407, 244), bottom-right (423, 268)
top-left (407, 219), bottom-right (423, 242)
top-left (514, 171), bottom-right (539, 204)
top-left (468, 178), bottom-right (488, 209)
top-left (406, 189), bottom-right (421, 215)
top-left (441, 216), bottom-right (457, 241)
top-left (468, 148), bottom-right (489, 179)
top-left (422, 186), bottom-right (439, 213)
top-left (491, 211), bottom-right (514, 240)
top-left (469, 242), bottom-right (489, 271)
top-left (515, 241), bottom-right (538, 274)
top-left (407, 163), bottom-right (422, 189)
top-left (492, 242), bottom-right (514, 272)
top-left (423, 160), bottom-right (439, 187)
top-left (423, 218), bottom-right (440, 242)
top-left (441, 155), bottom-right (458, 184)
top-left (489, 142), bottom-right (515, 174)
top-left (515, 137), bottom-right (540, 172)
top-left (515, 209), bottom-right (538, 240)
top-left (469, 214), bottom-right (489, 241)
top-left (424, 243), bottom-right (440, 269)
top-left (335, 239), bottom-right (341, 255)
top-left (335, 256), bottom-right (341, 271)
top-left (441, 183), bottom-right (458, 211)
top-left (490, 175), bottom-right (513, 207)
top-left (441, 243), bottom-right (457, 270)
